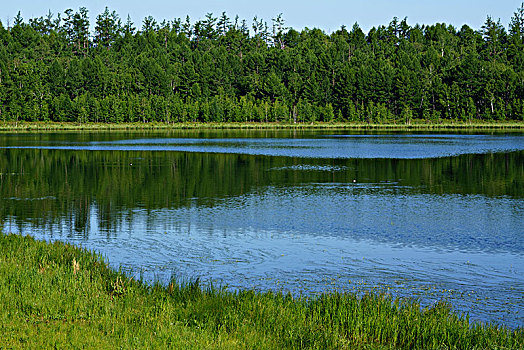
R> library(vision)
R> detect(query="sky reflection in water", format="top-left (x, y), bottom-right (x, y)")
top-left (5, 133), bottom-right (524, 158)
top-left (1, 131), bottom-right (523, 328)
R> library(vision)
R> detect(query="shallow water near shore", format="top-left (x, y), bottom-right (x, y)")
top-left (1, 130), bottom-right (523, 328)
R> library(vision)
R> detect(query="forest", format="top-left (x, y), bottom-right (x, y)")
top-left (0, 4), bottom-right (523, 124)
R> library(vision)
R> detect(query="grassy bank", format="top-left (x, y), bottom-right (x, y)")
top-left (0, 233), bottom-right (522, 349)
top-left (0, 120), bottom-right (523, 131)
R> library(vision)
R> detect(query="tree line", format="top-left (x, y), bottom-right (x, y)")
top-left (0, 5), bottom-right (523, 124)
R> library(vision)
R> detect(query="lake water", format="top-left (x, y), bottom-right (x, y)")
top-left (0, 130), bottom-right (523, 328)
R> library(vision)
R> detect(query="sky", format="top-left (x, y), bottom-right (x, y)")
top-left (2, 1), bottom-right (522, 34)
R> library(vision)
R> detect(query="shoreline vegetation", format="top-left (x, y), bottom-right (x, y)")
top-left (1, 120), bottom-right (523, 131)
top-left (0, 233), bottom-right (522, 348)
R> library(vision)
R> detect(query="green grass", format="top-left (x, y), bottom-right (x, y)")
top-left (0, 233), bottom-right (522, 349)
top-left (0, 120), bottom-right (523, 131)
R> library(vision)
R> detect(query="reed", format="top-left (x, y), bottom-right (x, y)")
top-left (0, 233), bottom-right (521, 349)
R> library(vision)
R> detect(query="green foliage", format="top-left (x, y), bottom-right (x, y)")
top-left (0, 233), bottom-right (522, 348)
top-left (0, 6), bottom-right (523, 123)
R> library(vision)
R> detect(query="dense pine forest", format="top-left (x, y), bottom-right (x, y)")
top-left (0, 5), bottom-right (523, 124)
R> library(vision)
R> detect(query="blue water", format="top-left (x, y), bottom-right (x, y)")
top-left (1, 131), bottom-right (523, 328)
top-left (4, 133), bottom-right (524, 158)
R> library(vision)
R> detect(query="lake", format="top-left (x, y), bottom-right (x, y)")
top-left (0, 130), bottom-right (523, 328)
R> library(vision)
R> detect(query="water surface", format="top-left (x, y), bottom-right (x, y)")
top-left (3, 132), bottom-right (524, 159)
top-left (1, 130), bottom-right (523, 328)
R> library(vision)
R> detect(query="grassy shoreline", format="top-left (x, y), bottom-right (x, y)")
top-left (0, 120), bottom-right (523, 131)
top-left (0, 233), bottom-right (522, 349)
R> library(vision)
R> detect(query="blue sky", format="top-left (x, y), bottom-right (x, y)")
top-left (2, 1), bottom-right (522, 33)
